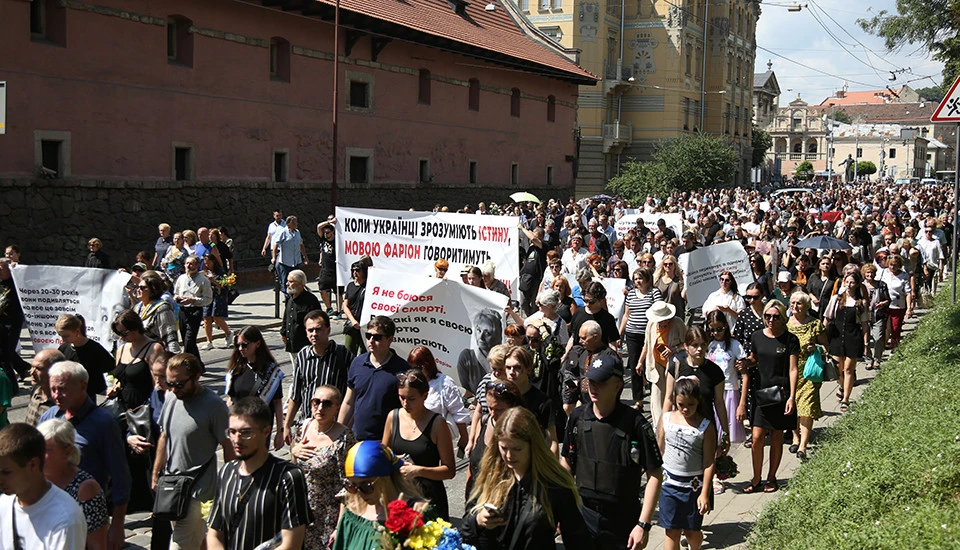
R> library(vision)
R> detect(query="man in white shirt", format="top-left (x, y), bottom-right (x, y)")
top-left (260, 210), bottom-right (286, 257)
top-left (917, 223), bottom-right (944, 291)
top-left (0, 423), bottom-right (86, 550)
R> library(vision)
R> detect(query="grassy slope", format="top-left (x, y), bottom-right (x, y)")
top-left (749, 291), bottom-right (960, 549)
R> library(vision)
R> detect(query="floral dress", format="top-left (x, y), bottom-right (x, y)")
top-left (787, 318), bottom-right (824, 420)
top-left (300, 426), bottom-right (357, 550)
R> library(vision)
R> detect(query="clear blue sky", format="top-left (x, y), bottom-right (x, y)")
top-left (754, 0), bottom-right (945, 106)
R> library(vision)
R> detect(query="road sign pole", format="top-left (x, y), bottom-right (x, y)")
top-left (953, 123), bottom-right (959, 303)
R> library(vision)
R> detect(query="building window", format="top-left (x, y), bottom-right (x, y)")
top-left (273, 150), bottom-right (288, 182)
top-left (34, 130), bottom-right (70, 178)
top-left (518, 0), bottom-right (529, 11)
top-left (30, 0), bottom-right (66, 46)
top-left (270, 37), bottom-right (291, 82)
top-left (346, 148), bottom-right (373, 184)
top-left (511, 88), bottom-right (521, 118)
top-left (468, 79), bottom-right (480, 111)
top-left (539, 0), bottom-right (550, 10)
top-left (540, 26), bottom-right (562, 42)
top-left (418, 69), bottom-right (431, 105)
top-left (173, 145), bottom-right (193, 181)
top-left (167, 16), bottom-right (193, 67)
top-left (685, 50), bottom-right (692, 75)
top-left (547, 96), bottom-right (556, 122)
top-left (418, 159), bottom-right (430, 183)
top-left (546, 165), bottom-right (553, 185)
top-left (469, 160), bottom-right (478, 184)
top-left (510, 162), bottom-right (519, 185)
top-left (346, 71), bottom-right (374, 112)
top-left (856, 148), bottom-right (863, 158)
top-left (889, 148), bottom-right (896, 159)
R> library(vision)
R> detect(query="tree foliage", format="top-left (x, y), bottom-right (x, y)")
top-left (857, 161), bottom-right (877, 177)
top-left (859, 2), bottom-right (960, 90)
top-left (915, 85), bottom-right (946, 103)
top-left (832, 110), bottom-right (852, 124)
top-left (751, 125), bottom-right (772, 168)
top-left (607, 133), bottom-right (739, 203)
top-left (794, 161), bottom-right (814, 182)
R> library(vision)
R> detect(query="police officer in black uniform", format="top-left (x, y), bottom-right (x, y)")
top-left (561, 355), bottom-right (663, 550)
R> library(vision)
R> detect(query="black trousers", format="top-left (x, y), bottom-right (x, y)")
top-left (581, 501), bottom-right (640, 550)
top-left (179, 306), bottom-right (204, 366)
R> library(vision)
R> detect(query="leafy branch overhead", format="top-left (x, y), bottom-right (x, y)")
top-left (607, 133), bottom-right (740, 203)
top-left (858, 2), bottom-right (960, 88)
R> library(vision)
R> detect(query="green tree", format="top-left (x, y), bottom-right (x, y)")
top-left (832, 110), bottom-right (852, 124)
top-left (607, 133), bottom-right (739, 202)
top-left (859, 2), bottom-right (960, 90)
top-left (915, 85), bottom-right (945, 103)
top-left (857, 161), bottom-right (877, 177)
top-left (751, 125), bottom-right (772, 168)
top-left (794, 161), bottom-right (814, 182)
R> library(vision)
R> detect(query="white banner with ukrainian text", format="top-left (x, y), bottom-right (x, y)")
top-left (677, 241), bottom-right (753, 310)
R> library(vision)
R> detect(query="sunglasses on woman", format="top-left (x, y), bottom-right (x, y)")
top-left (343, 479), bottom-right (377, 495)
top-left (764, 313), bottom-right (781, 320)
top-left (311, 398), bottom-right (335, 409)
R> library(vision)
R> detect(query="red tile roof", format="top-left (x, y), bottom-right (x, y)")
top-left (259, 0), bottom-right (597, 84)
top-left (818, 88), bottom-right (904, 106)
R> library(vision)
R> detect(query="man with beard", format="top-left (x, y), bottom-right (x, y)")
top-left (207, 397), bottom-right (312, 550)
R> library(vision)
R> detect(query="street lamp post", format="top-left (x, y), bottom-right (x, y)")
top-left (330, 0), bottom-right (341, 209)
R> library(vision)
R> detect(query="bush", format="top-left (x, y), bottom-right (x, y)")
top-left (748, 290), bottom-right (960, 549)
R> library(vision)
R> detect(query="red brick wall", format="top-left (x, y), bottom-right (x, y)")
top-left (0, 0), bottom-right (581, 188)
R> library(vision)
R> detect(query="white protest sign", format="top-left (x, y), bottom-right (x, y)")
top-left (616, 212), bottom-right (684, 240)
top-left (336, 207), bottom-right (520, 299)
top-left (359, 267), bottom-right (508, 388)
top-left (677, 241), bottom-right (752, 309)
top-left (11, 265), bottom-right (131, 350)
top-left (596, 277), bottom-right (626, 321)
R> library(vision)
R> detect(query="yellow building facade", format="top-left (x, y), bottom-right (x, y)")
top-left (521, 0), bottom-right (760, 196)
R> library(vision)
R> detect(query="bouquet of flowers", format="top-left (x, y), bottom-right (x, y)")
top-left (216, 273), bottom-right (237, 288)
top-left (487, 202), bottom-right (502, 216)
top-left (379, 500), bottom-right (476, 550)
top-left (714, 454), bottom-right (739, 480)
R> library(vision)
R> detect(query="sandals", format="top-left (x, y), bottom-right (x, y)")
top-left (743, 434), bottom-right (753, 448)
top-left (796, 450), bottom-right (808, 462)
top-left (764, 480), bottom-right (779, 493)
top-left (713, 481), bottom-right (726, 495)
top-left (840, 401), bottom-right (850, 412)
top-left (788, 444), bottom-right (799, 454)
top-left (836, 388), bottom-right (844, 402)
top-left (742, 480), bottom-right (764, 494)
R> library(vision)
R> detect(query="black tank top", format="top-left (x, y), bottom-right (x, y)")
top-left (115, 342), bottom-right (154, 409)
top-left (389, 409), bottom-right (449, 518)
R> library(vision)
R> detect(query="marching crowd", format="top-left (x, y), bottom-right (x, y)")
top-left (0, 178), bottom-right (954, 550)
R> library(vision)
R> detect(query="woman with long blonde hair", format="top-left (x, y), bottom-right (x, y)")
top-left (462, 407), bottom-right (589, 549)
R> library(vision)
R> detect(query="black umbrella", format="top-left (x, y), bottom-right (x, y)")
top-left (794, 235), bottom-right (852, 250)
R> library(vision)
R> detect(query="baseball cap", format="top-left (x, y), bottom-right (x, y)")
top-left (584, 354), bottom-right (624, 383)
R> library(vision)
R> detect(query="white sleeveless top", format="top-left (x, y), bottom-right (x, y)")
top-left (661, 411), bottom-right (710, 477)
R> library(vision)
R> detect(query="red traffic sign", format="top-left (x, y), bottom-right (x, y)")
top-left (931, 75), bottom-right (960, 122)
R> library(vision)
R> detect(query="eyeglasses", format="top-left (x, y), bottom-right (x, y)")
top-left (743, 295), bottom-right (761, 301)
top-left (137, 285), bottom-right (149, 290)
top-left (662, 262), bottom-right (675, 267)
top-left (365, 332), bottom-right (385, 342)
top-left (764, 314), bottom-right (781, 320)
top-left (584, 297), bottom-right (599, 305)
top-left (311, 398), bottom-right (335, 409)
top-left (113, 327), bottom-right (129, 337)
top-left (343, 479), bottom-right (377, 495)
top-left (166, 378), bottom-right (190, 389)
top-left (549, 264), bottom-right (562, 269)
top-left (225, 428), bottom-right (257, 440)
top-left (489, 383), bottom-right (515, 398)
top-left (235, 341), bottom-right (252, 349)
top-left (708, 327), bottom-right (725, 334)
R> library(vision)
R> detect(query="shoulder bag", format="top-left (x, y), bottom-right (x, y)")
top-left (755, 385), bottom-right (786, 408)
top-left (153, 456), bottom-right (215, 521)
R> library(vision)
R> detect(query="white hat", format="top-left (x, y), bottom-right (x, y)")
top-left (646, 300), bottom-right (677, 323)
top-left (777, 271), bottom-right (791, 283)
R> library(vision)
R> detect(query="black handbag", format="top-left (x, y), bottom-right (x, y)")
top-left (126, 402), bottom-right (153, 441)
top-left (153, 457), bottom-right (214, 521)
top-left (755, 385), bottom-right (786, 408)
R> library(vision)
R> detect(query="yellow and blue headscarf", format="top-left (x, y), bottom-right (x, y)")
top-left (344, 441), bottom-right (404, 478)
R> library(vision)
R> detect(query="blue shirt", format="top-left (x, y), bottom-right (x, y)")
top-left (40, 398), bottom-right (132, 507)
top-left (346, 350), bottom-right (410, 440)
top-left (194, 241), bottom-right (215, 270)
top-left (273, 228), bottom-right (303, 267)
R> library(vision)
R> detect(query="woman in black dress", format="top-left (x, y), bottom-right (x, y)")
top-left (804, 255), bottom-right (838, 317)
top-left (736, 300), bottom-right (798, 494)
top-left (109, 309), bottom-right (166, 513)
top-left (382, 368), bottom-right (456, 519)
top-left (824, 272), bottom-right (870, 412)
top-left (225, 326), bottom-right (285, 449)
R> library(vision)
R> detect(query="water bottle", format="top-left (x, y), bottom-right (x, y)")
top-left (630, 440), bottom-right (640, 464)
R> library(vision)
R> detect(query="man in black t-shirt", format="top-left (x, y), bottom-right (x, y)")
top-left (316, 218), bottom-right (340, 318)
top-left (208, 397), bottom-right (313, 550)
top-left (566, 281), bottom-right (620, 356)
top-left (561, 355), bottom-right (662, 550)
top-left (504, 345), bottom-right (559, 456)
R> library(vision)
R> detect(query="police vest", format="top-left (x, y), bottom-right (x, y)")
top-left (572, 408), bottom-right (642, 502)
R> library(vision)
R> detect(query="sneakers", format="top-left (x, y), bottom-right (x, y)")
top-left (222, 330), bottom-right (234, 348)
top-left (202, 342), bottom-right (214, 351)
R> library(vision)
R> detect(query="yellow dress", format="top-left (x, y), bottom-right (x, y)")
top-left (787, 318), bottom-right (824, 420)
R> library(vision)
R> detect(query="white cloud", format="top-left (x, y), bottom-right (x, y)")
top-left (754, 0), bottom-right (945, 106)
